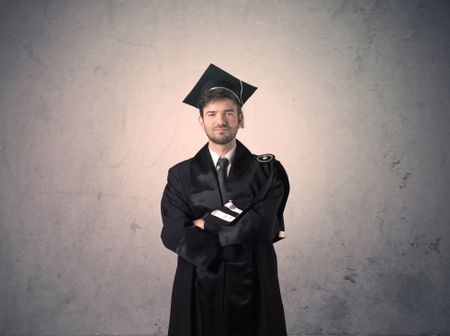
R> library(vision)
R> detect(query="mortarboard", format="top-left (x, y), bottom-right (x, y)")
top-left (183, 64), bottom-right (257, 109)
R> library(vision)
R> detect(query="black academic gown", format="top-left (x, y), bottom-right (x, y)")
top-left (161, 140), bottom-right (289, 336)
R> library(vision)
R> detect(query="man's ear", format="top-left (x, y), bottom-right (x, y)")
top-left (239, 111), bottom-right (245, 129)
top-left (198, 115), bottom-right (204, 127)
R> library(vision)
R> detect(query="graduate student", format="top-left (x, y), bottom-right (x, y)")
top-left (161, 64), bottom-right (290, 336)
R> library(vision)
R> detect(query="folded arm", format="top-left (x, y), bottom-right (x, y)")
top-left (202, 161), bottom-right (289, 247)
top-left (161, 168), bottom-right (221, 269)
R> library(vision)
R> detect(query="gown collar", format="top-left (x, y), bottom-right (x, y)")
top-left (192, 139), bottom-right (254, 178)
top-left (208, 145), bottom-right (236, 168)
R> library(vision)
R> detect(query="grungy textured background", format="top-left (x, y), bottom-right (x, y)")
top-left (1, 0), bottom-right (450, 335)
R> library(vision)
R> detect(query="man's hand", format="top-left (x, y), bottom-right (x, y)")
top-left (193, 218), bottom-right (205, 230)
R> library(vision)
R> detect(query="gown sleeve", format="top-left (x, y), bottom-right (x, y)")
top-left (161, 167), bottom-right (221, 270)
top-left (203, 160), bottom-right (289, 247)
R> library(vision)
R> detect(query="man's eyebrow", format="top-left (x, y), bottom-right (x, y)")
top-left (205, 108), bottom-right (236, 114)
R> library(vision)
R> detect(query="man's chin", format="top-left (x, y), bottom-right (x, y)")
top-left (208, 135), bottom-right (235, 145)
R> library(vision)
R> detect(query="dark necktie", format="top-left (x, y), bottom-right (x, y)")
top-left (216, 157), bottom-right (229, 204)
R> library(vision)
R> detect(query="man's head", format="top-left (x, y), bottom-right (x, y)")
top-left (183, 64), bottom-right (256, 146)
top-left (198, 88), bottom-right (244, 146)
top-left (198, 88), bottom-right (242, 118)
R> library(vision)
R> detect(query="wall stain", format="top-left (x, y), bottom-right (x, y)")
top-left (424, 237), bottom-right (442, 256)
top-left (391, 159), bottom-right (401, 169)
top-left (344, 266), bottom-right (357, 284)
top-left (149, 326), bottom-right (164, 336)
top-left (400, 203), bottom-right (409, 224)
top-left (399, 172), bottom-right (412, 189)
top-left (130, 220), bottom-right (141, 234)
top-left (409, 235), bottom-right (443, 257)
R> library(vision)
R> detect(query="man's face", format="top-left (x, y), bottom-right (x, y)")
top-left (199, 98), bottom-right (243, 145)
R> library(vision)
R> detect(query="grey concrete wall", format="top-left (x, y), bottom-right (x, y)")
top-left (1, 0), bottom-right (449, 335)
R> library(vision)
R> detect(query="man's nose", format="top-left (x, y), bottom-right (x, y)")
top-left (217, 113), bottom-right (227, 124)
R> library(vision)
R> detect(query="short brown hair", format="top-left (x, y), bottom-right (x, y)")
top-left (198, 88), bottom-right (242, 117)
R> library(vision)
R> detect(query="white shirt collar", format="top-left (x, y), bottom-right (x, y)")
top-left (208, 144), bottom-right (236, 167)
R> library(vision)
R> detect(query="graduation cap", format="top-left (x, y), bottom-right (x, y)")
top-left (183, 64), bottom-right (257, 109)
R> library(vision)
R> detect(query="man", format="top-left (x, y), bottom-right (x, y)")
top-left (161, 64), bottom-right (289, 336)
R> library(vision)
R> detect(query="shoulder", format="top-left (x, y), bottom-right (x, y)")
top-left (255, 152), bottom-right (289, 181)
top-left (254, 153), bottom-right (284, 170)
top-left (167, 158), bottom-right (193, 182)
top-left (253, 152), bottom-right (285, 175)
top-left (168, 143), bottom-right (210, 175)
top-left (169, 158), bottom-right (191, 172)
